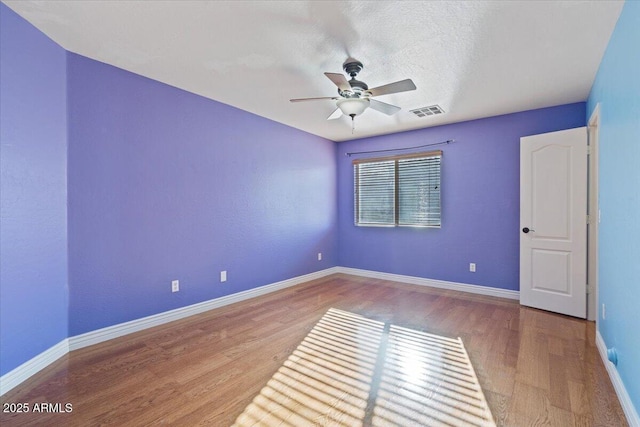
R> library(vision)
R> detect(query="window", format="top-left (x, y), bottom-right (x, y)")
top-left (353, 150), bottom-right (441, 227)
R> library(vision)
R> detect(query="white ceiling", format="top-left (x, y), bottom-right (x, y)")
top-left (3, 1), bottom-right (624, 142)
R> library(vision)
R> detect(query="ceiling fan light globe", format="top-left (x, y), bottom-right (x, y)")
top-left (337, 98), bottom-right (370, 117)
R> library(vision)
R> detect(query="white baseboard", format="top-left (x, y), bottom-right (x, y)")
top-left (595, 331), bottom-right (640, 427)
top-left (0, 267), bottom-right (516, 397)
top-left (0, 339), bottom-right (69, 397)
top-left (5, 266), bottom-right (636, 426)
top-left (335, 267), bottom-right (520, 300)
top-left (69, 267), bottom-right (341, 351)
top-left (0, 267), bottom-right (522, 397)
top-left (1, 267), bottom-right (339, 396)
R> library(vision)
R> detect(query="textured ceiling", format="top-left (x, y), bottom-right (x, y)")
top-left (3, 1), bottom-right (624, 142)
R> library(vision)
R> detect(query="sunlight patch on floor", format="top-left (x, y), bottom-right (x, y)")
top-left (233, 308), bottom-right (495, 427)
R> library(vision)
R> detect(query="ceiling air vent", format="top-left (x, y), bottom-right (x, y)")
top-left (410, 105), bottom-right (444, 118)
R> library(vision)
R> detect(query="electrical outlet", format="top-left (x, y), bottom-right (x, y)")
top-left (220, 271), bottom-right (227, 282)
top-left (602, 303), bottom-right (606, 320)
top-left (318, 252), bottom-right (322, 261)
top-left (469, 263), bottom-right (476, 272)
top-left (171, 280), bottom-right (179, 293)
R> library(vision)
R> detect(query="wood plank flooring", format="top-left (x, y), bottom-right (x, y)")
top-left (0, 274), bottom-right (627, 426)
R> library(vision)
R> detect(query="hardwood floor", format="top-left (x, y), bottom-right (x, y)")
top-left (0, 274), bottom-right (627, 426)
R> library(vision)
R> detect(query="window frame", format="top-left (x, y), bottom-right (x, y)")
top-left (353, 150), bottom-right (442, 228)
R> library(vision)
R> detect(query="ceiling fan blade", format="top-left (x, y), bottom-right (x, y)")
top-left (327, 108), bottom-right (342, 120)
top-left (369, 99), bottom-right (401, 115)
top-left (367, 79), bottom-right (417, 97)
top-left (290, 96), bottom-right (339, 102)
top-left (324, 72), bottom-right (351, 92)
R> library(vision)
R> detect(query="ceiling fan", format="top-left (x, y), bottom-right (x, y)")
top-left (290, 58), bottom-right (417, 123)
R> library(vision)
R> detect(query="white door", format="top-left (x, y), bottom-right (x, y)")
top-left (520, 127), bottom-right (588, 318)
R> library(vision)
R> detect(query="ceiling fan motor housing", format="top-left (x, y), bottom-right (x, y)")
top-left (340, 81), bottom-right (368, 98)
top-left (348, 79), bottom-right (368, 91)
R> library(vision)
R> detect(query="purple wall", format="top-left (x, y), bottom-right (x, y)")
top-left (67, 54), bottom-right (337, 335)
top-left (0, 2), bottom-right (592, 384)
top-left (0, 4), bottom-right (69, 376)
top-left (337, 104), bottom-right (586, 290)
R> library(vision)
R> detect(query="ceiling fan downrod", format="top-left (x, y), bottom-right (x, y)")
top-left (342, 59), bottom-right (368, 95)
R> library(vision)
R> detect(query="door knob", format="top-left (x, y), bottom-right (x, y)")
top-left (522, 227), bottom-right (534, 234)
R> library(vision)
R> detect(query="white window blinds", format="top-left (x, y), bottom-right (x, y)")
top-left (354, 151), bottom-right (441, 227)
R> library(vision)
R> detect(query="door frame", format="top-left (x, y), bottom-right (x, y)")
top-left (587, 104), bottom-right (600, 322)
